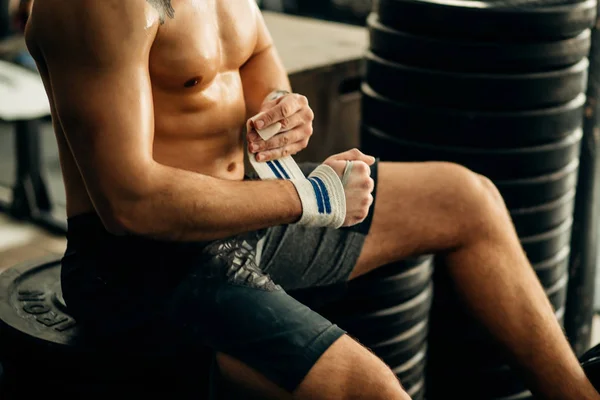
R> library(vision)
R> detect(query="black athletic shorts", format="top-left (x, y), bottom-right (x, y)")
top-left (60, 161), bottom-right (379, 396)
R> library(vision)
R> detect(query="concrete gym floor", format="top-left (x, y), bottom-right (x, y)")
top-left (1, 118), bottom-right (600, 353)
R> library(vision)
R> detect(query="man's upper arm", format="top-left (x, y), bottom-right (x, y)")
top-left (35, 0), bottom-right (160, 215)
top-left (249, 0), bottom-right (276, 56)
top-left (241, 2), bottom-right (290, 116)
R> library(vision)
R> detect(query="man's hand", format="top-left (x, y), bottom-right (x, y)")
top-left (324, 149), bottom-right (376, 227)
top-left (247, 92), bottom-right (314, 162)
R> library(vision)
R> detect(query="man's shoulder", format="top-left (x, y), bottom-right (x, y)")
top-left (29, 0), bottom-right (161, 56)
top-left (31, 0), bottom-right (161, 32)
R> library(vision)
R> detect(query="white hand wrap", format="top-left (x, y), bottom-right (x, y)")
top-left (290, 164), bottom-right (346, 229)
top-left (247, 92), bottom-right (346, 229)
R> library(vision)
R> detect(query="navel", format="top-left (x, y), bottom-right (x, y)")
top-left (227, 162), bottom-right (237, 172)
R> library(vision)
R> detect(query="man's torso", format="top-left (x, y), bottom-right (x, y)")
top-left (26, 0), bottom-right (260, 217)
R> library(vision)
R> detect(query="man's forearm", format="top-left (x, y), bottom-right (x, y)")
top-left (116, 162), bottom-right (302, 242)
top-left (240, 45), bottom-right (291, 118)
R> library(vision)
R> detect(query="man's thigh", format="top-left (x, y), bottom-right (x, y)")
top-left (161, 246), bottom-right (402, 399)
top-left (158, 233), bottom-right (347, 396)
top-left (352, 161), bottom-right (498, 278)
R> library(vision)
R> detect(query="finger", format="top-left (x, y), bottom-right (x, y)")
top-left (250, 130), bottom-right (295, 153)
top-left (327, 148), bottom-right (369, 162)
top-left (247, 120), bottom-right (282, 142)
top-left (256, 122), bottom-right (282, 141)
top-left (247, 130), bottom-right (261, 144)
top-left (327, 148), bottom-right (376, 165)
top-left (251, 109), bottom-right (312, 143)
top-left (278, 111), bottom-right (308, 132)
top-left (252, 96), bottom-right (301, 130)
top-left (256, 142), bottom-right (305, 162)
top-left (246, 118), bottom-right (261, 143)
top-left (249, 126), bottom-right (307, 153)
top-left (259, 98), bottom-right (280, 112)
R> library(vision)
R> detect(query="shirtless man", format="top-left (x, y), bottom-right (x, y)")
top-left (22, 0), bottom-right (600, 399)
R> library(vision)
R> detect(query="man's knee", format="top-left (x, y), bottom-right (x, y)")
top-left (308, 360), bottom-right (409, 400)
top-left (435, 162), bottom-right (510, 236)
top-left (364, 363), bottom-right (411, 400)
top-left (296, 335), bottom-right (410, 400)
top-left (361, 368), bottom-right (409, 400)
top-left (475, 173), bottom-right (507, 210)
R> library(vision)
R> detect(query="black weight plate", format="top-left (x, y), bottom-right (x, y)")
top-left (366, 52), bottom-right (588, 111)
top-left (392, 346), bottom-right (427, 388)
top-left (509, 189), bottom-right (576, 236)
top-left (364, 320), bottom-right (428, 363)
top-left (384, 338), bottom-right (428, 376)
top-left (343, 259), bottom-right (434, 311)
top-left (496, 390), bottom-right (534, 399)
top-left (581, 342), bottom-right (600, 364)
top-left (533, 246), bottom-right (570, 287)
top-left (361, 125), bottom-right (583, 180)
top-left (353, 255), bottom-right (434, 281)
top-left (0, 258), bottom-right (81, 351)
top-left (582, 344), bottom-right (600, 393)
top-left (546, 272), bottom-right (569, 311)
top-left (584, 361), bottom-right (600, 395)
top-left (294, 256), bottom-right (434, 312)
top-left (330, 283), bottom-right (433, 333)
top-left (368, 13), bottom-right (591, 73)
top-left (376, 0), bottom-right (597, 41)
top-left (556, 305), bottom-right (566, 326)
top-left (361, 83), bottom-right (585, 148)
top-left (348, 310), bottom-right (427, 345)
top-left (495, 159), bottom-right (579, 209)
top-left (407, 378), bottom-right (425, 400)
top-left (583, 353), bottom-right (600, 394)
top-left (520, 217), bottom-right (573, 263)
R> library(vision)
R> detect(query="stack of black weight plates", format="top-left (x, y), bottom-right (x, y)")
top-left (361, 0), bottom-right (595, 398)
top-left (314, 256), bottom-right (434, 400)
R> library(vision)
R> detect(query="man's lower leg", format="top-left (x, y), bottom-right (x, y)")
top-left (443, 194), bottom-right (597, 399)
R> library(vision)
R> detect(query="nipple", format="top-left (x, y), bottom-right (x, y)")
top-left (184, 77), bottom-right (201, 88)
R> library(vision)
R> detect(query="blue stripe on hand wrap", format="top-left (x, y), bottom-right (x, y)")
top-left (308, 178), bottom-right (325, 214)
top-left (267, 161), bottom-right (283, 179)
top-left (273, 159), bottom-right (291, 180)
top-left (312, 177), bottom-right (332, 215)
